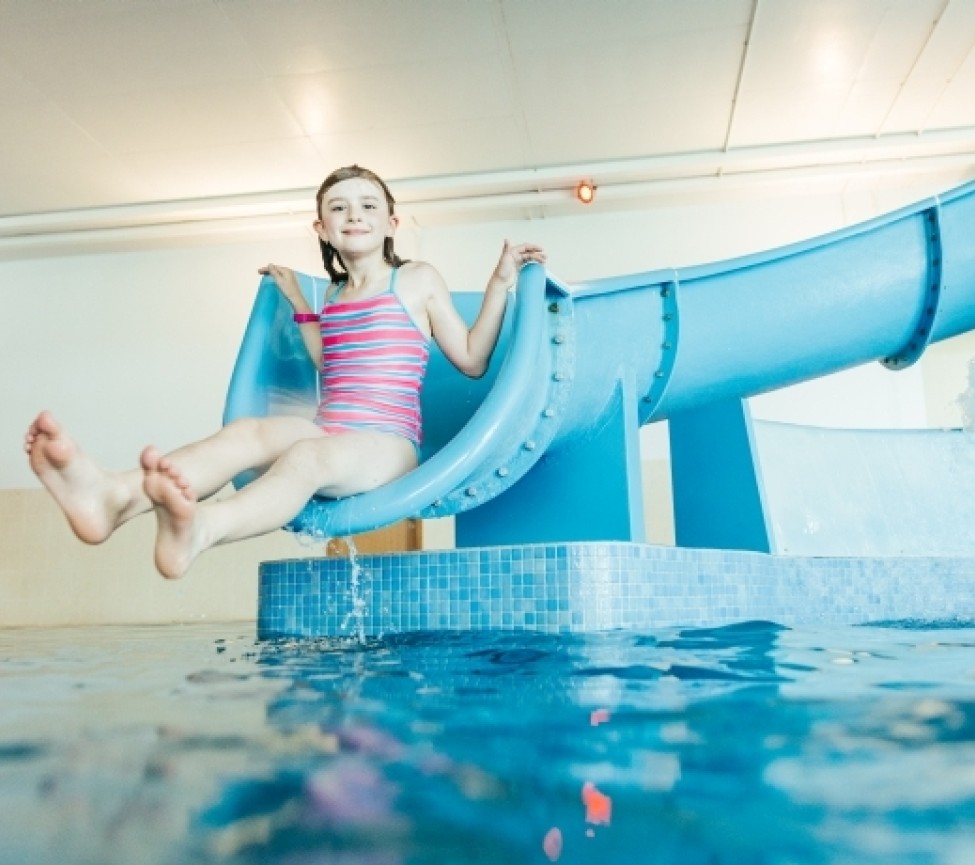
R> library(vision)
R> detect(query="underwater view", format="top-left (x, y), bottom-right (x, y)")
top-left (2, 619), bottom-right (975, 864)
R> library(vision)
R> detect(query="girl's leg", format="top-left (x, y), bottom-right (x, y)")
top-left (142, 431), bottom-right (417, 579)
top-left (165, 415), bottom-right (327, 498)
top-left (24, 411), bottom-right (323, 544)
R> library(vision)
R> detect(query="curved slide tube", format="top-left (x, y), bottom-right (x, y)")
top-left (225, 179), bottom-right (975, 545)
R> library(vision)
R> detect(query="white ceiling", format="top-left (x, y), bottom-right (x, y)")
top-left (2, 0), bottom-right (975, 244)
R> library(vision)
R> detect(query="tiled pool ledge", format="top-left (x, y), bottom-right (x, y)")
top-left (257, 542), bottom-right (975, 639)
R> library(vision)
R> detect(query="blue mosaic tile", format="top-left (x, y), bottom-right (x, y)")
top-left (255, 542), bottom-right (975, 638)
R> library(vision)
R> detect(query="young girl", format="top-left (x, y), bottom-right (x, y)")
top-left (24, 165), bottom-right (546, 580)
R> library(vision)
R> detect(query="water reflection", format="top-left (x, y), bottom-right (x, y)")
top-left (193, 622), bottom-right (803, 864)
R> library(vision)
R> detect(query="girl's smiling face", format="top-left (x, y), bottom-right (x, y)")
top-left (316, 177), bottom-right (398, 256)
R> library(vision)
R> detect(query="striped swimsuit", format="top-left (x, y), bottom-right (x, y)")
top-left (315, 268), bottom-right (430, 447)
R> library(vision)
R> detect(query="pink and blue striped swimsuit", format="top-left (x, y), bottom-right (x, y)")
top-left (315, 268), bottom-right (430, 448)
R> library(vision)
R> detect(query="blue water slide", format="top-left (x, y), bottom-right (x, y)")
top-left (224, 179), bottom-right (975, 546)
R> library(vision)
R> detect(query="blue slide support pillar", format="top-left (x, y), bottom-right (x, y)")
top-left (669, 397), bottom-right (771, 553)
top-left (456, 374), bottom-right (647, 547)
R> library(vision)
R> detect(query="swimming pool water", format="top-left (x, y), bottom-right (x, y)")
top-left (2, 620), bottom-right (975, 864)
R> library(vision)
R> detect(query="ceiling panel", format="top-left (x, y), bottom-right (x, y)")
top-left (223, 0), bottom-right (502, 77)
top-left (741, 0), bottom-right (902, 90)
top-left (1, 2), bottom-right (260, 98)
top-left (927, 45), bottom-right (975, 130)
top-left (61, 80), bottom-right (304, 153)
top-left (513, 25), bottom-right (744, 164)
top-left (501, 0), bottom-right (753, 49)
top-left (856, 0), bottom-right (947, 83)
top-left (731, 0), bottom-right (895, 146)
top-left (833, 80), bottom-right (904, 137)
top-left (873, 1), bottom-right (975, 133)
top-left (524, 87), bottom-right (734, 168)
top-left (513, 27), bottom-right (744, 116)
top-left (0, 55), bottom-right (45, 106)
top-left (0, 101), bottom-right (152, 212)
top-left (269, 56), bottom-right (514, 138)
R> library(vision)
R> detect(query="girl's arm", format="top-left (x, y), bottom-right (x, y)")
top-left (426, 241), bottom-right (546, 378)
top-left (258, 264), bottom-right (323, 371)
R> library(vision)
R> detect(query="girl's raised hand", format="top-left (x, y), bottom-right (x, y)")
top-left (491, 240), bottom-right (547, 291)
top-left (258, 263), bottom-right (304, 308)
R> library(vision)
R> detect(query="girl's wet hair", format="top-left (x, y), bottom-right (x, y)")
top-left (315, 165), bottom-right (407, 284)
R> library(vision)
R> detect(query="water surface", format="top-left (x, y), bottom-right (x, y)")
top-left (2, 620), bottom-right (975, 864)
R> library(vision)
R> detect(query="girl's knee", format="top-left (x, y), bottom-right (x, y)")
top-left (278, 439), bottom-right (336, 478)
top-left (223, 417), bottom-right (288, 454)
top-left (224, 416), bottom-right (320, 454)
top-left (222, 417), bottom-right (263, 441)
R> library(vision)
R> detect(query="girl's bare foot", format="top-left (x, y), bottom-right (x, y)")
top-left (24, 411), bottom-right (132, 544)
top-left (141, 446), bottom-right (206, 580)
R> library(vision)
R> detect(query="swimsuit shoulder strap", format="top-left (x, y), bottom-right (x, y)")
top-left (325, 268), bottom-right (397, 304)
top-left (325, 280), bottom-right (345, 303)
